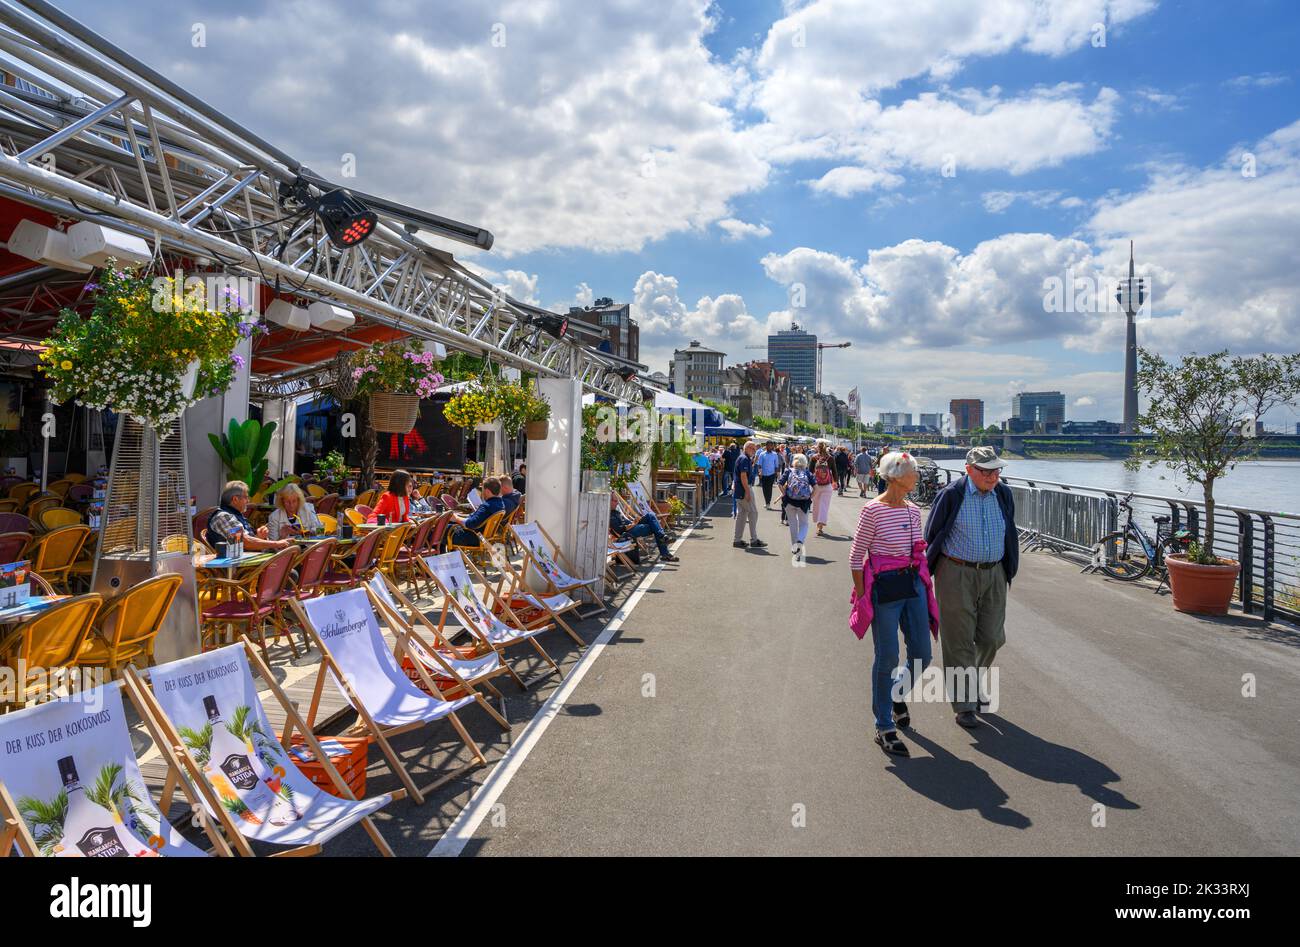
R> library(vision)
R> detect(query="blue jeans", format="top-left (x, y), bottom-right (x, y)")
top-left (723, 471), bottom-right (734, 495)
top-left (869, 573), bottom-right (933, 732)
top-left (626, 515), bottom-right (669, 556)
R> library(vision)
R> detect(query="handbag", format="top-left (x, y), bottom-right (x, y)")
top-left (871, 505), bottom-right (919, 602)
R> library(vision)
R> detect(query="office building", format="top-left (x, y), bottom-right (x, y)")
top-left (918, 412), bottom-right (942, 430)
top-left (949, 399), bottom-right (984, 433)
top-left (671, 340), bottom-right (726, 401)
top-left (878, 412), bottom-right (912, 429)
top-left (768, 323), bottom-right (817, 392)
top-left (1012, 391), bottom-right (1066, 428)
top-left (568, 296), bottom-right (639, 363)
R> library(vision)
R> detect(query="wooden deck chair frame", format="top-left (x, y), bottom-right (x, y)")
top-left (287, 598), bottom-right (486, 806)
top-left (480, 545), bottom-right (585, 647)
top-left (605, 534), bottom-right (641, 583)
top-left (610, 492), bottom-right (658, 562)
top-left (367, 575), bottom-right (510, 731)
top-left (124, 642), bottom-right (402, 857)
top-left (513, 521), bottom-right (607, 617)
top-left (415, 552), bottom-right (564, 690)
top-left (0, 678), bottom-right (236, 858)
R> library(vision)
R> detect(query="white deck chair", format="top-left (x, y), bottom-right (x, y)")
top-left (627, 480), bottom-right (679, 536)
top-left (0, 681), bottom-right (225, 857)
top-left (418, 551), bottom-right (563, 689)
top-left (139, 642), bottom-right (397, 855)
top-left (291, 589), bottom-right (487, 805)
top-left (366, 573), bottom-right (511, 730)
top-left (483, 544), bottom-right (587, 646)
top-left (510, 520), bottom-right (606, 616)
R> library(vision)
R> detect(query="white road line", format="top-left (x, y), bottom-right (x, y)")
top-left (428, 519), bottom-right (700, 857)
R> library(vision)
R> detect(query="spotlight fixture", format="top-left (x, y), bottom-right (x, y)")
top-left (283, 178), bottom-right (377, 249)
top-left (616, 367), bottom-right (638, 383)
top-left (530, 313), bottom-right (568, 340)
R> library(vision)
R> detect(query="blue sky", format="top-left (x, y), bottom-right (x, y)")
top-left (53, 0), bottom-right (1300, 425)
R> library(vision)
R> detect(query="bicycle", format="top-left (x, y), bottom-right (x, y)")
top-left (1091, 493), bottom-right (1192, 584)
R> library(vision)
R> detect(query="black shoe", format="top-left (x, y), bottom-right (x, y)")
top-left (750, 539), bottom-right (767, 548)
top-left (660, 553), bottom-right (679, 562)
top-left (955, 711), bottom-right (980, 729)
top-left (733, 541), bottom-right (749, 548)
top-left (875, 730), bottom-right (910, 756)
top-left (892, 702), bottom-right (911, 728)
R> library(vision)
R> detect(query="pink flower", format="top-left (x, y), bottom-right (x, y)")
top-left (352, 368), bottom-right (364, 379)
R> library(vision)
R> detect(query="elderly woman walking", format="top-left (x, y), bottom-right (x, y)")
top-left (849, 451), bottom-right (940, 757)
top-left (811, 444), bottom-right (835, 536)
top-left (776, 453), bottom-right (814, 555)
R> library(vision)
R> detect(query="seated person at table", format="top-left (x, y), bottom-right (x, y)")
top-left (609, 493), bottom-right (677, 562)
top-left (499, 477), bottom-right (522, 515)
top-left (513, 464), bottom-right (526, 494)
top-left (208, 480), bottom-right (293, 553)
top-left (367, 469), bottom-right (414, 523)
top-left (267, 483), bottom-right (324, 539)
top-left (449, 477), bottom-right (506, 547)
top-left (410, 482), bottom-right (435, 516)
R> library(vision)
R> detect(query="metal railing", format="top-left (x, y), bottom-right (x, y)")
top-left (939, 468), bottom-right (1299, 624)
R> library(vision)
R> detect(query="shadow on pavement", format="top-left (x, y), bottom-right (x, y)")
top-left (970, 714), bottom-right (1139, 811)
top-left (883, 729), bottom-right (1032, 829)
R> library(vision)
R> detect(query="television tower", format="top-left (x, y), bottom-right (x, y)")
top-left (1116, 241), bottom-right (1144, 434)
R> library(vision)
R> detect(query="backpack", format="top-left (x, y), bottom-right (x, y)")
top-left (814, 460), bottom-right (833, 486)
top-left (784, 468), bottom-right (813, 501)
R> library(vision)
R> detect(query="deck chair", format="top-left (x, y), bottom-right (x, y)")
top-left (136, 641), bottom-right (398, 856)
top-left (627, 480), bottom-right (678, 535)
top-left (510, 521), bottom-right (606, 617)
top-left (291, 590), bottom-right (486, 805)
top-left (482, 544), bottom-right (585, 647)
top-left (418, 551), bottom-right (563, 689)
top-left (0, 680), bottom-right (226, 857)
top-left (366, 574), bottom-right (510, 730)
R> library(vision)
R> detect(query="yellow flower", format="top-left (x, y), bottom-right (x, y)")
top-left (60, 360), bottom-right (73, 371)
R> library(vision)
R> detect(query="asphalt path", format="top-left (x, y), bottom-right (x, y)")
top-left (442, 490), bottom-right (1300, 856)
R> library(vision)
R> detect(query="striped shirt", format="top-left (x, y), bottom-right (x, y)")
top-left (849, 500), bottom-right (921, 570)
top-left (943, 477), bottom-right (1006, 562)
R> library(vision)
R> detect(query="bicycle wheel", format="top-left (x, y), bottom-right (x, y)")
top-left (1096, 530), bottom-right (1152, 580)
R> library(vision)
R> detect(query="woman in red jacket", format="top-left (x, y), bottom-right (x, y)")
top-left (368, 469), bottom-right (413, 523)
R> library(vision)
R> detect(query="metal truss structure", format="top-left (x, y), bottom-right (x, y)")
top-left (0, 0), bottom-right (651, 403)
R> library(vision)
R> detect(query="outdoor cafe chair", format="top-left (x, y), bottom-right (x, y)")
top-left (0, 531), bottom-right (31, 564)
top-left (0, 679), bottom-right (228, 857)
top-left (199, 546), bottom-right (299, 655)
top-left (291, 589), bottom-right (487, 806)
top-left (0, 512), bottom-right (32, 535)
top-left (448, 511), bottom-right (502, 570)
top-left (393, 515), bottom-right (437, 596)
top-left (355, 488), bottom-right (378, 508)
top-left (0, 593), bottom-right (101, 710)
top-left (0, 499), bottom-right (18, 514)
top-left (367, 573), bottom-right (510, 730)
top-left (440, 494), bottom-right (459, 513)
top-left (510, 521), bottom-right (606, 617)
top-left (62, 473), bottom-right (88, 484)
top-left (192, 506), bottom-right (217, 539)
top-left (39, 507), bottom-right (81, 531)
top-left (344, 507), bottom-right (366, 527)
top-left (355, 503), bottom-right (374, 520)
top-left (28, 524), bottom-right (91, 593)
top-left (7, 482), bottom-right (39, 505)
top-left (418, 552), bottom-right (564, 689)
top-left (320, 526), bottom-right (387, 593)
top-left (318, 513), bottom-right (338, 533)
top-left (25, 497), bottom-right (63, 531)
top-left (79, 573), bottom-right (182, 679)
top-left (45, 479), bottom-right (72, 498)
top-left (135, 641), bottom-right (399, 856)
top-left (375, 522), bottom-right (412, 582)
top-left (315, 492), bottom-right (340, 516)
top-left (306, 483), bottom-right (327, 499)
top-left (64, 483), bottom-right (93, 505)
top-left (284, 537), bottom-right (337, 606)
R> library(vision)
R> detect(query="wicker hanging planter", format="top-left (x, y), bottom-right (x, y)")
top-left (370, 392), bottom-right (420, 433)
top-left (525, 419), bottom-right (549, 440)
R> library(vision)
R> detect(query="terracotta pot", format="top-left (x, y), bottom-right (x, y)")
top-left (1164, 554), bottom-right (1240, 616)
top-left (525, 419), bottom-right (549, 440)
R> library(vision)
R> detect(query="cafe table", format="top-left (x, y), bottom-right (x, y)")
top-left (0, 595), bottom-right (70, 626)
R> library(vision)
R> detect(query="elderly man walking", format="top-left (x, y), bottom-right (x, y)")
top-left (923, 446), bottom-right (1018, 728)
top-left (732, 440), bottom-right (766, 549)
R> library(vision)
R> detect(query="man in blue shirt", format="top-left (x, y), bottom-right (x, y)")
top-left (722, 443), bottom-right (739, 496)
top-left (609, 493), bottom-right (678, 562)
top-left (731, 441), bottom-right (765, 549)
top-left (450, 477), bottom-right (507, 547)
top-left (756, 441), bottom-right (781, 509)
top-left (923, 446), bottom-right (1017, 728)
top-left (499, 478), bottom-right (522, 515)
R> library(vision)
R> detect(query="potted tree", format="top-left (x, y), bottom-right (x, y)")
top-left (1128, 348), bottom-right (1300, 615)
top-left (351, 339), bottom-right (445, 434)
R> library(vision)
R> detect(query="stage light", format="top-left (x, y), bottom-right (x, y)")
top-left (313, 188), bottom-right (377, 248)
top-left (531, 313), bottom-right (568, 340)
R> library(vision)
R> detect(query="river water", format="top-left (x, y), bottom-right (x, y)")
top-left (981, 459), bottom-right (1300, 516)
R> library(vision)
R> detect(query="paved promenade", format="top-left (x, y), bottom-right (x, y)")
top-left (329, 492), bottom-right (1300, 856)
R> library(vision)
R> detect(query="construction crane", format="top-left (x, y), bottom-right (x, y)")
top-left (744, 339), bottom-right (852, 393)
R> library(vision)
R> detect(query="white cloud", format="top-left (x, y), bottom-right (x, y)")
top-left (981, 189), bottom-right (1068, 213)
top-left (1225, 73), bottom-right (1291, 91)
top-left (807, 166), bottom-right (904, 196)
top-left (717, 218), bottom-right (773, 240)
top-left (499, 270), bottom-right (539, 306)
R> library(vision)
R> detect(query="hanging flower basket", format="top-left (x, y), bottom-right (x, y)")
top-left (525, 419), bottom-right (549, 440)
top-left (370, 391), bottom-right (421, 433)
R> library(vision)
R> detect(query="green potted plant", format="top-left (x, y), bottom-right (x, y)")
top-left (1128, 348), bottom-right (1300, 615)
top-left (208, 418), bottom-right (294, 496)
top-left (39, 267), bottom-right (253, 434)
top-left (314, 449), bottom-right (349, 486)
top-left (350, 339), bottom-right (445, 433)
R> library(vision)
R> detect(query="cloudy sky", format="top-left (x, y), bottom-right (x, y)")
top-left (60, 0), bottom-right (1300, 425)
